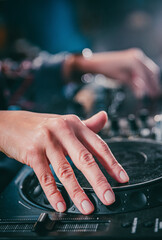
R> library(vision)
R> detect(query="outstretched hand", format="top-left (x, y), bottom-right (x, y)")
top-left (96, 48), bottom-right (161, 98)
top-left (69, 48), bottom-right (161, 98)
top-left (0, 110), bottom-right (129, 214)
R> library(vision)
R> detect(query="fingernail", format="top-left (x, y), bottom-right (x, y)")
top-left (104, 190), bottom-right (115, 204)
top-left (57, 202), bottom-right (66, 212)
top-left (120, 170), bottom-right (129, 182)
top-left (81, 200), bottom-right (93, 213)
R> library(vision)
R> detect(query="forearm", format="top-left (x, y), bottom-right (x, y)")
top-left (62, 50), bottom-right (128, 82)
top-left (63, 48), bottom-right (161, 98)
top-left (62, 52), bottom-right (103, 81)
top-left (0, 111), bottom-right (17, 157)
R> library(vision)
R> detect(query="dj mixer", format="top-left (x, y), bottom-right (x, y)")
top-left (0, 77), bottom-right (162, 239)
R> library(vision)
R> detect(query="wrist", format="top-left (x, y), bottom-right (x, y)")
top-left (62, 54), bottom-right (76, 83)
top-left (73, 48), bottom-right (94, 74)
top-left (62, 49), bottom-right (95, 83)
top-left (0, 111), bottom-right (22, 155)
top-left (0, 111), bottom-right (11, 154)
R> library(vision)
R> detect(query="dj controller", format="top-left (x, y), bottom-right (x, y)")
top-left (1, 77), bottom-right (162, 239)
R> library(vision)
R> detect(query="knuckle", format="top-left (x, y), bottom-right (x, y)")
top-left (79, 149), bottom-right (95, 168)
top-left (35, 126), bottom-right (52, 144)
top-left (53, 118), bottom-right (68, 130)
top-left (22, 146), bottom-right (40, 167)
top-left (47, 188), bottom-right (58, 199)
top-left (129, 47), bottom-right (143, 56)
top-left (128, 48), bottom-right (144, 62)
top-left (48, 189), bottom-right (59, 199)
top-left (71, 187), bottom-right (83, 200)
top-left (98, 139), bottom-right (109, 154)
top-left (40, 171), bottom-right (57, 198)
top-left (109, 159), bottom-right (119, 170)
top-left (35, 121), bottom-right (52, 141)
top-left (58, 163), bottom-right (74, 181)
top-left (53, 118), bottom-right (74, 138)
top-left (95, 174), bottom-right (108, 187)
top-left (39, 126), bottom-right (51, 140)
top-left (67, 114), bottom-right (80, 123)
top-left (64, 126), bottom-right (74, 138)
top-left (40, 171), bottom-right (55, 187)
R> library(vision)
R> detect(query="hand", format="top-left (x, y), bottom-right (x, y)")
top-left (69, 48), bottom-right (161, 98)
top-left (0, 110), bottom-right (129, 214)
top-left (95, 48), bottom-right (161, 98)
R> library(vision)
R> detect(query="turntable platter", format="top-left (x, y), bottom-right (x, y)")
top-left (20, 139), bottom-right (162, 214)
top-left (62, 139), bottom-right (162, 189)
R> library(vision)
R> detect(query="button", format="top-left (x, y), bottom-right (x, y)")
top-left (34, 213), bottom-right (55, 233)
top-left (157, 192), bottom-right (162, 203)
top-left (128, 114), bottom-right (138, 131)
top-left (152, 187), bottom-right (162, 203)
top-left (130, 192), bottom-right (147, 209)
top-left (33, 185), bottom-right (42, 197)
top-left (106, 194), bottom-right (121, 211)
top-left (143, 221), bottom-right (154, 228)
top-left (111, 116), bottom-right (119, 131)
top-left (139, 109), bottom-right (149, 123)
top-left (121, 221), bottom-right (132, 228)
top-left (139, 128), bottom-right (151, 138)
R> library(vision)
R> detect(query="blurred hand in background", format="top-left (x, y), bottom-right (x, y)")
top-left (65, 48), bottom-right (161, 98)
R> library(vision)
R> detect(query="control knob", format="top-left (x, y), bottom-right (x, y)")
top-left (128, 114), bottom-right (138, 131)
top-left (129, 192), bottom-right (147, 209)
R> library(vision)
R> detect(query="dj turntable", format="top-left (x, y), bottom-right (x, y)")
top-left (1, 82), bottom-right (162, 239)
top-left (0, 139), bottom-right (162, 239)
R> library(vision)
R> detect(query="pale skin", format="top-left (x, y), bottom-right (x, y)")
top-left (0, 48), bottom-right (160, 214)
top-left (0, 111), bottom-right (129, 214)
top-left (64, 48), bottom-right (160, 98)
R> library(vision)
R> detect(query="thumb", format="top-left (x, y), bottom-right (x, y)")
top-left (83, 111), bottom-right (108, 133)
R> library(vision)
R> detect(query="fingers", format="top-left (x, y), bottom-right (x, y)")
top-left (46, 141), bottom-right (94, 215)
top-left (82, 112), bottom-right (129, 183)
top-left (33, 154), bottom-right (66, 213)
top-left (31, 113), bottom-right (129, 215)
top-left (67, 142), bottom-right (115, 205)
top-left (51, 119), bottom-right (116, 206)
top-left (131, 75), bottom-right (146, 98)
top-left (142, 58), bottom-right (161, 97)
top-left (133, 52), bottom-right (161, 98)
top-left (83, 111), bottom-right (108, 133)
top-left (75, 121), bottom-right (129, 184)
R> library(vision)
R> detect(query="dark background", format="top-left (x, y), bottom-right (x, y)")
top-left (0, 0), bottom-right (162, 66)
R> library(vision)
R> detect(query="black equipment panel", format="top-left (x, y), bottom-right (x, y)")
top-left (19, 140), bottom-right (162, 215)
top-left (0, 139), bottom-right (162, 239)
top-left (1, 84), bottom-right (162, 239)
